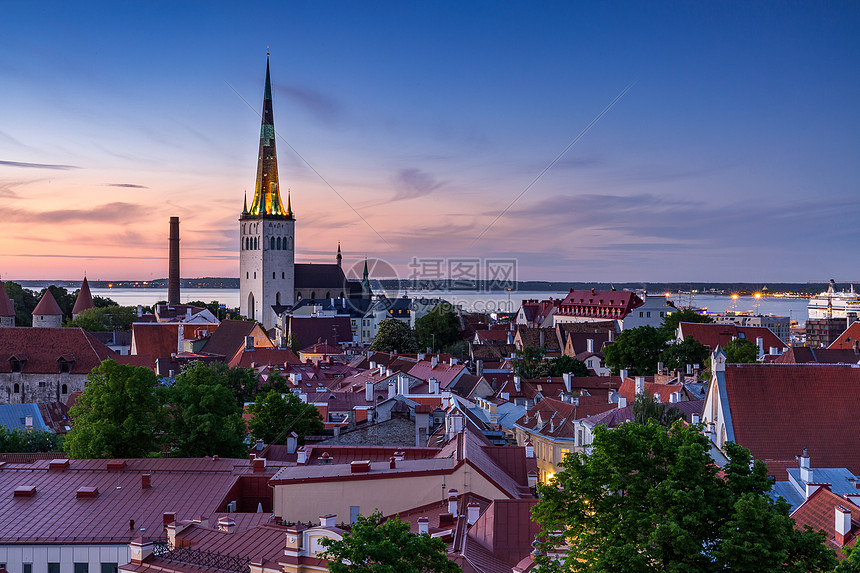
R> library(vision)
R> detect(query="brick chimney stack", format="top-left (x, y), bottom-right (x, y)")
top-left (168, 217), bottom-right (180, 305)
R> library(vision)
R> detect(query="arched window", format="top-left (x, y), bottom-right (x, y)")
top-left (255, 237), bottom-right (259, 250)
top-left (253, 272), bottom-right (256, 279)
top-left (296, 292), bottom-right (302, 300)
top-left (276, 292), bottom-right (281, 305)
top-left (270, 237), bottom-right (275, 250)
top-left (325, 292), bottom-right (331, 299)
top-left (286, 237), bottom-right (293, 250)
top-left (246, 272), bottom-right (249, 279)
top-left (276, 237), bottom-right (281, 250)
top-left (273, 272), bottom-right (276, 279)
top-left (282, 272), bottom-right (285, 279)
top-left (61, 384), bottom-right (68, 394)
top-left (311, 292), bottom-right (316, 299)
top-left (13, 383), bottom-right (19, 393)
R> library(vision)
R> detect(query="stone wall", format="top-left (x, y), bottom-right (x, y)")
top-left (0, 372), bottom-right (85, 404)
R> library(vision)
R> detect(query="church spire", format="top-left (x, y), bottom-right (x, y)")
top-left (248, 53), bottom-right (288, 217)
top-left (336, 241), bottom-right (342, 268)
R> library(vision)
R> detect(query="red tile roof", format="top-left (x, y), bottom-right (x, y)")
top-left (618, 377), bottom-right (684, 403)
top-left (32, 289), bottom-right (63, 316)
top-left (774, 347), bottom-right (860, 364)
top-left (72, 277), bottom-right (95, 315)
top-left (829, 322), bottom-right (860, 350)
top-left (200, 320), bottom-right (266, 357)
top-left (407, 360), bottom-right (466, 389)
top-left (300, 342), bottom-right (343, 355)
top-left (287, 316), bottom-right (353, 348)
top-left (0, 281), bottom-right (14, 317)
top-left (723, 364), bottom-right (860, 474)
top-left (678, 322), bottom-right (787, 352)
top-left (516, 397), bottom-right (616, 439)
top-left (131, 323), bottom-right (180, 360)
top-left (790, 486), bottom-right (860, 554)
top-left (229, 347), bottom-right (300, 368)
top-left (466, 499), bottom-right (540, 567)
top-left (0, 327), bottom-right (117, 374)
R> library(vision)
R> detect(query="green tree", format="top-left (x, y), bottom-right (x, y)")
top-left (603, 325), bottom-right (669, 376)
top-left (0, 427), bottom-right (64, 452)
top-left (257, 370), bottom-right (290, 397)
top-left (321, 510), bottom-right (461, 573)
top-left (247, 389), bottom-right (323, 445)
top-left (631, 391), bottom-right (683, 426)
top-left (532, 421), bottom-right (837, 573)
top-left (725, 338), bottom-right (759, 363)
top-left (3, 281), bottom-right (38, 327)
top-left (161, 361), bottom-right (248, 458)
top-left (92, 295), bottom-right (119, 308)
top-left (834, 545), bottom-right (860, 572)
top-left (64, 360), bottom-right (163, 458)
top-left (661, 308), bottom-right (713, 337)
top-left (414, 304), bottom-right (461, 352)
top-left (660, 335), bottom-right (710, 372)
top-left (513, 345), bottom-right (546, 379)
top-left (543, 355), bottom-right (590, 377)
top-left (370, 318), bottom-right (419, 353)
top-left (206, 361), bottom-right (259, 405)
top-left (66, 305), bottom-right (138, 331)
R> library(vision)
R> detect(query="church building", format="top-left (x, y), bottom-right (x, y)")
top-left (239, 56), bottom-right (365, 329)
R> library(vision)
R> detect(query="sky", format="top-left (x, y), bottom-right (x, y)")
top-left (1, 1), bottom-right (858, 283)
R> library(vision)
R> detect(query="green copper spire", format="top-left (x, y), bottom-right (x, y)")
top-left (361, 258), bottom-right (370, 287)
top-left (248, 54), bottom-right (288, 218)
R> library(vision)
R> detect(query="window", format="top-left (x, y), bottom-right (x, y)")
top-left (49, 564), bottom-right (60, 573)
top-left (273, 272), bottom-right (276, 279)
top-left (75, 564), bottom-right (89, 573)
top-left (10, 358), bottom-right (22, 372)
top-left (639, 312), bottom-right (643, 317)
top-left (101, 564), bottom-right (118, 573)
top-left (13, 383), bottom-right (19, 393)
top-left (246, 272), bottom-right (249, 279)
top-left (646, 312), bottom-right (651, 317)
top-left (253, 272), bottom-right (256, 279)
top-left (62, 384), bottom-right (68, 394)
top-left (282, 272), bottom-right (285, 279)
top-left (270, 237), bottom-right (275, 250)
top-left (24, 564), bottom-right (33, 573)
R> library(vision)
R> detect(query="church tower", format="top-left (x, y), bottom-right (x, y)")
top-left (240, 54), bottom-right (295, 329)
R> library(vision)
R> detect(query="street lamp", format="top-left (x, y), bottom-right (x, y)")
top-left (754, 292), bottom-right (761, 314)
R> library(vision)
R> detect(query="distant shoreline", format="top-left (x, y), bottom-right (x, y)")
top-left (8, 278), bottom-right (836, 297)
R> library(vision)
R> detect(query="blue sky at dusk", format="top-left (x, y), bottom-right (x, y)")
top-left (1, 1), bottom-right (858, 282)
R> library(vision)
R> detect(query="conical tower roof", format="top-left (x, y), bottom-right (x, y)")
top-left (72, 277), bottom-right (95, 315)
top-left (247, 55), bottom-right (289, 218)
top-left (33, 288), bottom-right (63, 316)
top-left (0, 281), bottom-right (14, 317)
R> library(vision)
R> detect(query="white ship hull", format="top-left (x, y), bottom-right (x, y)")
top-left (807, 281), bottom-right (860, 319)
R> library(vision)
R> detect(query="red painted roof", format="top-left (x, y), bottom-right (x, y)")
top-left (791, 486), bottom-right (860, 553)
top-left (0, 281), bottom-right (14, 317)
top-left (516, 397), bottom-right (616, 439)
top-left (72, 277), bottom-right (95, 315)
top-left (300, 342), bottom-right (343, 355)
top-left (0, 327), bottom-right (117, 374)
top-left (0, 457), bottom-right (286, 544)
top-left (723, 364), bottom-right (860, 474)
top-left (32, 289), bottom-right (63, 316)
top-left (558, 289), bottom-right (643, 319)
top-left (287, 316), bottom-right (353, 348)
top-left (407, 360), bottom-right (466, 389)
top-left (774, 347), bottom-right (860, 364)
top-left (678, 322), bottom-right (787, 352)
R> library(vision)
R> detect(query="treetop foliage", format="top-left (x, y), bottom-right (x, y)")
top-left (370, 318), bottom-right (419, 353)
top-left (321, 510), bottom-right (461, 573)
top-left (532, 421), bottom-right (838, 573)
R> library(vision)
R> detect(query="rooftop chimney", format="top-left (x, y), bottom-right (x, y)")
top-left (619, 368), bottom-right (628, 381)
top-left (447, 489), bottom-right (458, 515)
top-left (562, 372), bottom-right (572, 393)
top-left (799, 448), bottom-right (812, 483)
top-left (163, 512), bottom-right (176, 526)
top-left (691, 413), bottom-right (700, 425)
top-left (388, 382), bottom-right (396, 399)
top-left (320, 514), bottom-right (336, 527)
top-left (467, 503), bottom-right (480, 525)
top-left (617, 396), bottom-right (627, 409)
top-left (168, 217), bottom-right (180, 305)
top-left (836, 506), bottom-right (852, 546)
top-left (217, 517), bottom-right (236, 534)
top-left (417, 516), bottom-right (429, 534)
top-left (586, 338), bottom-right (594, 353)
top-left (634, 376), bottom-right (645, 396)
top-left (365, 381), bottom-right (374, 402)
top-left (756, 336), bottom-right (764, 356)
top-left (255, 439), bottom-right (264, 451)
top-left (429, 377), bottom-right (439, 394)
top-left (350, 460), bottom-right (371, 473)
top-left (296, 446), bottom-right (307, 464)
top-left (514, 375), bottom-right (521, 392)
top-left (142, 474), bottom-right (151, 489)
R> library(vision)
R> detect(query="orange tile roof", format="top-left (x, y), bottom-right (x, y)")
top-left (829, 322), bottom-right (860, 350)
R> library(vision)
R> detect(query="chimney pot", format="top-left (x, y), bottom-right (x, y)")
top-left (320, 513), bottom-right (336, 527)
top-left (141, 474), bottom-right (152, 489)
top-left (466, 503), bottom-right (480, 525)
top-left (836, 506), bottom-right (852, 545)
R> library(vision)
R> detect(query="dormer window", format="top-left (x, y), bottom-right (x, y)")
top-left (10, 358), bottom-right (23, 373)
top-left (58, 355), bottom-right (75, 374)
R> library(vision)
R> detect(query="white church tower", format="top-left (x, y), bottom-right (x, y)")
top-left (240, 54), bottom-right (295, 329)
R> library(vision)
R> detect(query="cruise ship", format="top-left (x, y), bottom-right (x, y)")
top-left (807, 280), bottom-right (860, 319)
